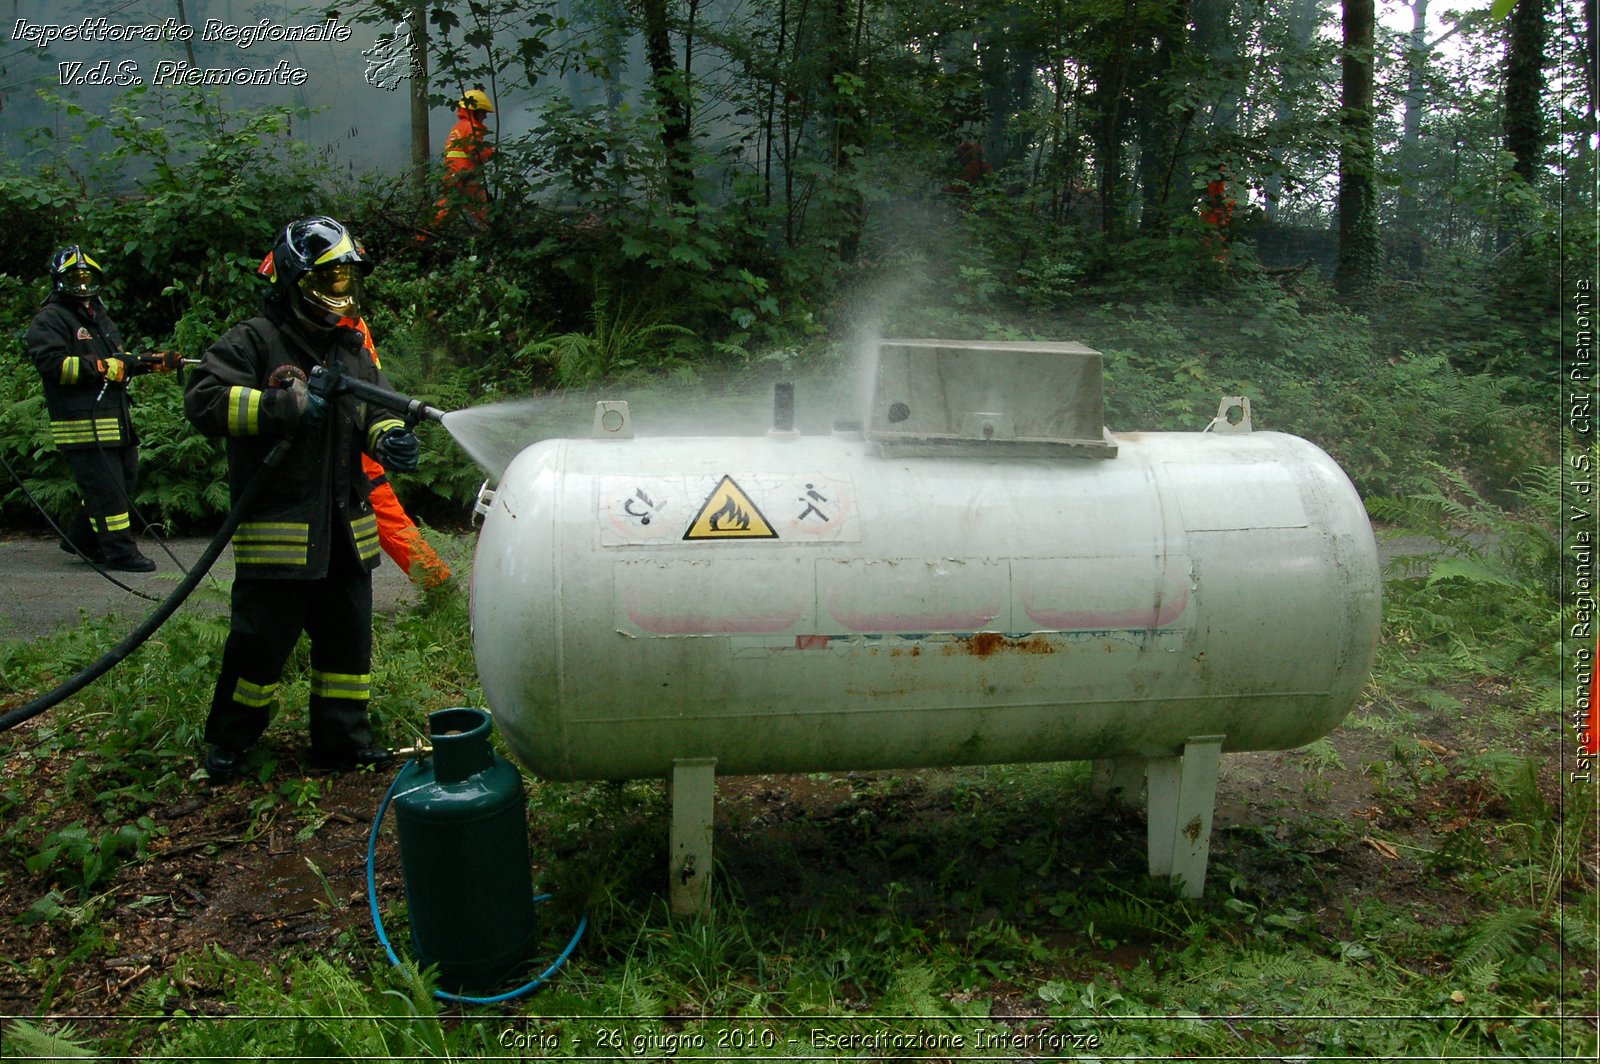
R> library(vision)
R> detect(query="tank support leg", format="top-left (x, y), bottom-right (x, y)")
top-left (1145, 735), bottom-right (1224, 898)
top-left (1090, 758), bottom-right (1146, 809)
top-left (668, 757), bottom-right (717, 918)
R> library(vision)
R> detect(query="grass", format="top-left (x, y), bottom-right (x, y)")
top-left (0, 463), bottom-right (1595, 1060)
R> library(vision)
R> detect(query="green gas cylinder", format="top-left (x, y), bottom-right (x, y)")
top-left (392, 707), bottom-right (536, 991)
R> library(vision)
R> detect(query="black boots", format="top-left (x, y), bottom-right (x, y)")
top-left (204, 744), bottom-right (246, 784)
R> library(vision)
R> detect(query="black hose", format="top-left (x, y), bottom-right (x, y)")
top-left (0, 438), bottom-right (293, 734)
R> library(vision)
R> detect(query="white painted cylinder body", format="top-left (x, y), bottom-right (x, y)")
top-left (471, 430), bottom-right (1380, 781)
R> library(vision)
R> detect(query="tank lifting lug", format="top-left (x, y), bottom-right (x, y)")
top-left (593, 400), bottom-right (633, 439)
top-left (1204, 396), bottom-right (1253, 434)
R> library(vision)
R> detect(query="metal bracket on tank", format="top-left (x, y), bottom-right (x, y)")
top-left (1204, 396), bottom-right (1253, 434)
top-left (592, 400), bottom-right (633, 439)
top-left (471, 480), bottom-right (495, 528)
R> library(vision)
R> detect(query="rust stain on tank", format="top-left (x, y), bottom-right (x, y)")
top-left (969, 633), bottom-right (1005, 657)
top-left (946, 633), bottom-right (1057, 657)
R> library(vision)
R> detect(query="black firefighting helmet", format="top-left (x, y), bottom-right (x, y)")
top-left (268, 216), bottom-right (374, 328)
top-left (51, 246), bottom-right (103, 298)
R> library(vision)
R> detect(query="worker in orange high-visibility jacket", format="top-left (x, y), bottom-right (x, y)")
top-left (253, 252), bottom-right (451, 591)
top-left (432, 87), bottom-right (495, 231)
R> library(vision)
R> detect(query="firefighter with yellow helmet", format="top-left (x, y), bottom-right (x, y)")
top-left (26, 246), bottom-right (178, 572)
top-left (184, 216), bottom-right (420, 782)
top-left (432, 87), bottom-right (496, 231)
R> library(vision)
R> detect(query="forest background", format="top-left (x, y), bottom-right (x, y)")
top-left (0, 0), bottom-right (1595, 1058)
top-left (0, 0), bottom-right (1588, 521)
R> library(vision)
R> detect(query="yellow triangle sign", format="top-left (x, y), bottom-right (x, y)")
top-left (683, 475), bottom-right (779, 540)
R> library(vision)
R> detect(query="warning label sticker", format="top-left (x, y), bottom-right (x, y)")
top-left (599, 477), bottom-right (681, 546)
top-left (683, 475), bottom-right (778, 540)
top-left (599, 473), bottom-right (859, 546)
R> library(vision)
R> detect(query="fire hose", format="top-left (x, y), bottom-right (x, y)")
top-left (0, 371), bottom-right (446, 734)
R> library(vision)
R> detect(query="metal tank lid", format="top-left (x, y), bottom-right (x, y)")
top-left (866, 339), bottom-right (1117, 459)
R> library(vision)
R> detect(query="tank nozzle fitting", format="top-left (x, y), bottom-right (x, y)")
top-left (769, 381), bottom-right (798, 440)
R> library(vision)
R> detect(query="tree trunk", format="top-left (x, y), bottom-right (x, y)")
top-left (1586, 0), bottom-right (1597, 129)
top-left (1192, 0), bottom-right (1239, 135)
top-left (641, 0), bottom-right (694, 206)
top-left (828, 0), bottom-right (865, 261)
top-left (1137, 0), bottom-right (1191, 235)
top-left (782, 0), bottom-right (815, 246)
top-left (1263, 0), bottom-right (1321, 221)
top-left (1503, 0), bottom-right (1546, 186)
top-left (409, 0), bottom-right (431, 204)
top-left (1335, 0), bottom-right (1380, 294)
top-left (763, 0), bottom-right (790, 209)
top-left (1395, 0), bottom-right (1428, 234)
top-left (1047, 0), bottom-right (1071, 224)
top-left (978, 9), bottom-right (1041, 173)
top-left (1096, 0), bottom-right (1139, 240)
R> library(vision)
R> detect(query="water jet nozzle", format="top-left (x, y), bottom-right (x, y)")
top-left (309, 364), bottom-right (447, 427)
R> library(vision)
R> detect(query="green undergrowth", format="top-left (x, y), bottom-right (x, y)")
top-left (1, 460), bottom-right (1594, 1059)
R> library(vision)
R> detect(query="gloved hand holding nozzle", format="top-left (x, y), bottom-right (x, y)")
top-left (374, 427), bottom-right (420, 471)
top-left (268, 364), bottom-right (328, 426)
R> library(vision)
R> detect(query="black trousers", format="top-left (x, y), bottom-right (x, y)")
top-left (205, 538), bottom-right (377, 756)
top-left (62, 446), bottom-right (141, 562)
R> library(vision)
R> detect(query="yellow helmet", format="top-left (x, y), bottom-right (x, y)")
top-left (460, 88), bottom-right (494, 113)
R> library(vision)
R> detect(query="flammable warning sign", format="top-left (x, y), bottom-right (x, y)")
top-left (683, 475), bottom-right (779, 540)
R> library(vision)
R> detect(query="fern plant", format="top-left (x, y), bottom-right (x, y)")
top-left (152, 948), bottom-right (459, 1060)
top-left (1368, 459), bottom-right (1561, 687)
top-left (517, 275), bottom-right (696, 388)
top-left (1453, 907), bottom-right (1545, 970)
top-left (0, 1019), bottom-right (97, 1059)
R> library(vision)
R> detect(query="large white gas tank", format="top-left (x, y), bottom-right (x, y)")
top-left (470, 341), bottom-right (1380, 783)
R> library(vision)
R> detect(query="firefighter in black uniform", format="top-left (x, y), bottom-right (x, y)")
top-left (26, 247), bottom-right (177, 571)
top-left (185, 216), bottom-right (420, 782)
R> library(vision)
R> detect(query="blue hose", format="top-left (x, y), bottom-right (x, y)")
top-left (365, 762), bottom-right (588, 1005)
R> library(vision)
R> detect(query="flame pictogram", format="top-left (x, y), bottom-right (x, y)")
top-left (708, 496), bottom-right (751, 531)
top-left (684, 476), bottom-right (778, 540)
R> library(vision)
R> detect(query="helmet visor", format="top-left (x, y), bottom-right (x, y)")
top-left (298, 263), bottom-right (364, 319)
top-left (60, 267), bottom-right (100, 297)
